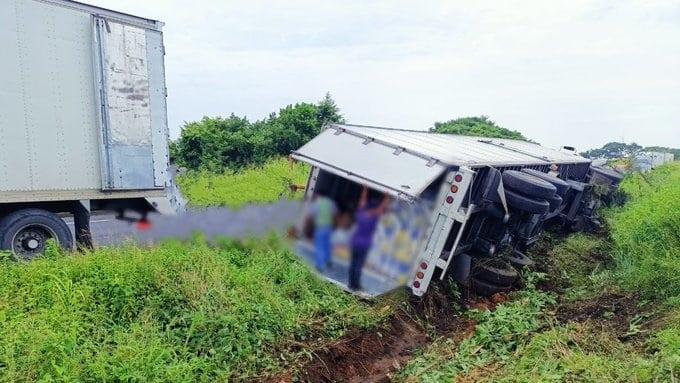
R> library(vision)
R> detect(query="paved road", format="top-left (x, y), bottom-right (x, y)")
top-left (64, 200), bottom-right (303, 247)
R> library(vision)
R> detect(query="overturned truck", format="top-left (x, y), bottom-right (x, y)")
top-left (292, 124), bottom-right (622, 297)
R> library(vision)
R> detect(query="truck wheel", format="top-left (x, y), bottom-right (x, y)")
top-left (505, 189), bottom-right (550, 214)
top-left (502, 170), bottom-right (557, 200)
top-left (471, 277), bottom-right (512, 297)
top-left (503, 250), bottom-right (534, 269)
top-left (0, 209), bottom-right (73, 260)
top-left (591, 166), bottom-right (624, 183)
top-left (549, 194), bottom-right (563, 212)
top-left (521, 169), bottom-right (571, 196)
top-left (473, 258), bottom-right (518, 286)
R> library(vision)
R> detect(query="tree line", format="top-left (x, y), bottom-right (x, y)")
top-left (581, 142), bottom-right (679, 159)
top-left (171, 99), bottom-right (529, 172)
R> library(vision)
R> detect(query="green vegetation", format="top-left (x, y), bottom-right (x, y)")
top-left (170, 93), bottom-right (343, 172)
top-left (479, 323), bottom-right (656, 382)
top-left (608, 162), bottom-right (680, 299)
top-left (430, 116), bottom-right (528, 141)
top-left (398, 273), bottom-right (554, 382)
top-left (177, 157), bottom-right (310, 208)
top-left (547, 234), bottom-right (614, 301)
top-left (0, 237), bottom-right (386, 382)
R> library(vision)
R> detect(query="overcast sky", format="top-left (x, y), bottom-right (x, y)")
top-left (88, 0), bottom-right (680, 150)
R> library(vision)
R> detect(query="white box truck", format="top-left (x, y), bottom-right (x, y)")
top-left (0, 0), bottom-right (180, 258)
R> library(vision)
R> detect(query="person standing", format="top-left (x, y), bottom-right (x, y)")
top-left (311, 190), bottom-right (337, 272)
top-left (349, 186), bottom-right (390, 291)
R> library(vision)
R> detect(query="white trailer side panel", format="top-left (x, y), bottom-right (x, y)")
top-left (0, 0), bottom-right (170, 202)
top-left (0, 0), bottom-right (101, 192)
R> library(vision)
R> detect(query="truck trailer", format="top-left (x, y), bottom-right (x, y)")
top-left (0, 0), bottom-right (180, 258)
top-left (292, 124), bottom-right (621, 296)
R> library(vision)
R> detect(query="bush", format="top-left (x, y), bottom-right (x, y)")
top-left (0, 237), bottom-right (383, 381)
top-left (430, 116), bottom-right (527, 140)
top-left (171, 94), bottom-right (343, 172)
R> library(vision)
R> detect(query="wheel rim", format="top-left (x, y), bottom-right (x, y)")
top-left (11, 224), bottom-right (59, 260)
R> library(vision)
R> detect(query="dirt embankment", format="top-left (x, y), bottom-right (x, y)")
top-left (268, 284), bottom-right (514, 383)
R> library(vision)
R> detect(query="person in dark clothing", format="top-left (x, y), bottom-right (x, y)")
top-left (349, 186), bottom-right (390, 291)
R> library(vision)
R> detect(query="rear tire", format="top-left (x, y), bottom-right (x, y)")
top-left (0, 209), bottom-right (73, 260)
top-left (503, 250), bottom-right (534, 269)
top-left (591, 166), bottom-right (624, 183)
top-left (471, 277), bottom-right (512, 297)
top-left (505, 189), bottom-right (550, 214)
top-left (502, 170), bottom-right (557, 200)
top-left (473, 258), bottom-right (519, 286)
top-left (521, 168), bottom-right (571, 196)
top-left (549, 194), bottom-right (563, 212)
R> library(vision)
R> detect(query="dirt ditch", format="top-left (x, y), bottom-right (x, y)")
top-left (269, 286), bottom-right (515, 383)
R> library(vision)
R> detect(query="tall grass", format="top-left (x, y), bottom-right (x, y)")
top-left (608, 162), bottom-right (680, 299)
top-left (0, 237), bottom-right (383, 382)
top-left (177, 158), bottom-right (310, 208)
top-left (397, 274), bottom-right (554, 382)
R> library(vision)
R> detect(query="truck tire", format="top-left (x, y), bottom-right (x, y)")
top-left (521, 168), bottom-right (571, 196)
top-left (502, 170), bottom-right (557, 200)
top-left (549, 194), bottom-right (563, 212)
top-left (0, 209), bottom-right (73, 260)
top-left (591, 166), bottom-right (624, 183)
top-left (503, 250), bottom-right (534, 269)
top-left (505, 189), bottom-right (550, 214)
top-left (471, 277), bottom-right (512, 297)
top-left (473, 258), bottom-right (518, 285)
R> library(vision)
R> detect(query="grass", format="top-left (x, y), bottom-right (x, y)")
top-left (608, 162), bottom-right (680, 299)
top-left (0, 236), bottom-right (387, 382)
top-left (177, 157), bottom-right (310, 208)
top-left (397, 273), bottom-right (555, 382)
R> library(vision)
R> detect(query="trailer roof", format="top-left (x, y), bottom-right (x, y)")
top-left (291, 124), bottom-right (591, 200)
top-left (307, 124), bottom-right (591, 168)
top-left (38, 0), bottom-right (163, 30)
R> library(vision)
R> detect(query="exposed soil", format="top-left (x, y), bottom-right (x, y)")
top-left (267, 285), bottom-right (494, 383)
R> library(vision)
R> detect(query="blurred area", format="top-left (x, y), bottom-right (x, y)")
top-left (291, 178), bottom-right (436, 297)
top-left (64, 201), bottom-right (302, 246)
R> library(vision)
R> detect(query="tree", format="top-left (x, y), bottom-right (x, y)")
top-left (171, 93), bottom-right (344, 171)
top-left (582, 142), bottom-right (643, 159)
top-left (430, 116), bottom-right (528, 140)
top-left (317, 92), bottom-right (344, 127)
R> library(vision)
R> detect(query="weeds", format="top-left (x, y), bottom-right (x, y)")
top-left (608, 162), bottom-right (680, 300)
top-left (0, 236), bottom-right (386, 382)
top-left (397, 273), bottom-right (554, 382)
top-left (177, 157), bottom-right (310, 208)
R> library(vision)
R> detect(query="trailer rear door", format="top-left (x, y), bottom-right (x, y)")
top-left (292, 127), bottom-right (447, 200)
top-left (93, 17), bottom-right (167, 190)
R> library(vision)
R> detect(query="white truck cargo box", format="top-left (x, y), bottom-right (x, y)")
top-left (0, 0), bottom-right (169, 201)
top-left (0, 0), bottom-right (178, 257)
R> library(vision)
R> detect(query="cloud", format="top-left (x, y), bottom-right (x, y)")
top-left (87, 0), bottom-right (680, 150)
